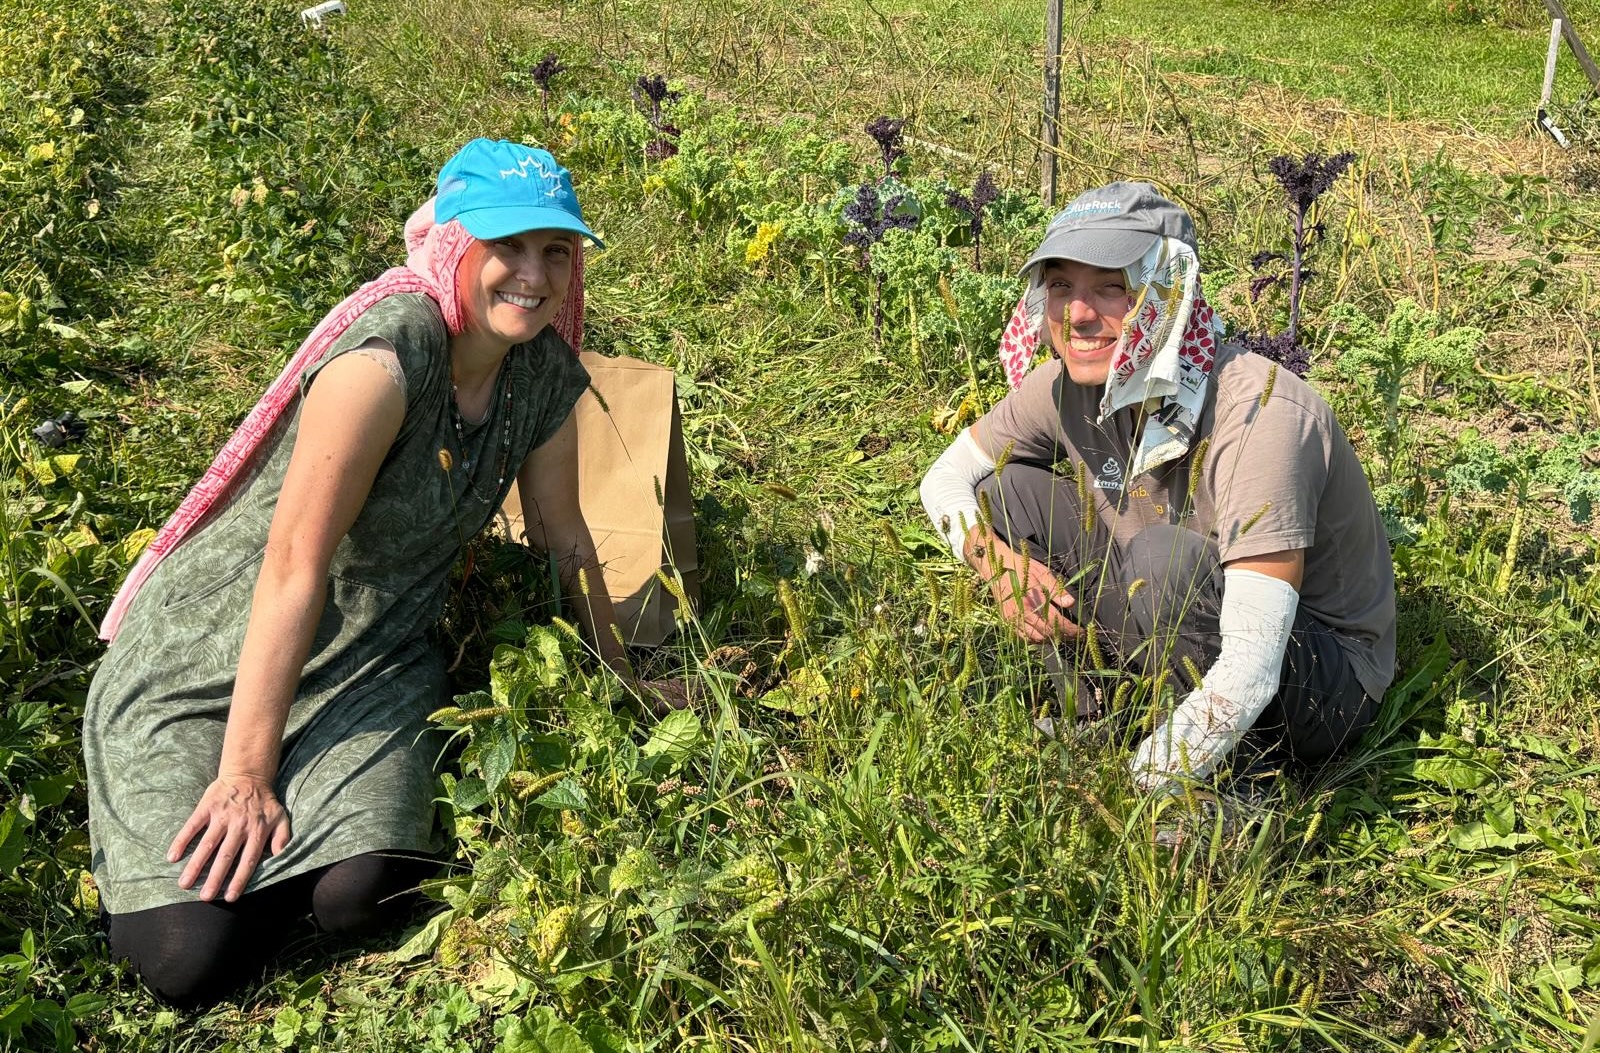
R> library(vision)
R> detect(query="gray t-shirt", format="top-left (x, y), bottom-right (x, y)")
top-left (975, 344), bottom-right (1396, 701)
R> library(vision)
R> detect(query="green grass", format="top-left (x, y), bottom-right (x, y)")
top-left (632, 0), bottom-right (1600, 137)
top-left (3, 0), bottom-right (1600, 1049)
top-left (1014, 0), bottom-right (1594, 133)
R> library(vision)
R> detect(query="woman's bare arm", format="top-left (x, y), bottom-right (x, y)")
top-left (168, 351), bottom-right (406, 902)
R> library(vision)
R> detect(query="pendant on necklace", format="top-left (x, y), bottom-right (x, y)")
top-left (448, 379), bottom-right (514, 499)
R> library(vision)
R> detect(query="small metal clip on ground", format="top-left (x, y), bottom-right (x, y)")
top-left (299, 0), bottom-right (346, 27)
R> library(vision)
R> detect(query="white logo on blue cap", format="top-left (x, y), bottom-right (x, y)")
top-left (499, 154), bottom-right (557, 181)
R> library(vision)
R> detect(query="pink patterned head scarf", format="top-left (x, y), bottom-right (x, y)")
top-left (996, 234), bottom-right (1221, 478)
top-left (100, 198), bottom-right (587, 640)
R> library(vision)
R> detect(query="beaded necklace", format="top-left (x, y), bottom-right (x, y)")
top-left (450, 381), bottom-right (515, 501)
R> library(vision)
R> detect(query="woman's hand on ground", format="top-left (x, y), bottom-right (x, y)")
top-left (168, 773), bottom-right (292, 903)
top-left (973, 535), bottom-right (1079, 644)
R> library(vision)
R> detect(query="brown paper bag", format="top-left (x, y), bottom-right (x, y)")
top-left (501, 351), bottom-right (698, 646)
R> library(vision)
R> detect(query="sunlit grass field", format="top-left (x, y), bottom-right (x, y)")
top-left (2, 0), bottom-right (1599, 1049)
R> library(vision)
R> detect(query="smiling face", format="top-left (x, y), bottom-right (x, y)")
top-left (463, 229), bottom-right (575, 348)
top-left (1042, 259), bottom-right (1135, 386)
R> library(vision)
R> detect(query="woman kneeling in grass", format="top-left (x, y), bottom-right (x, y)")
top-left (85, 139), bottom-right (643, 1007)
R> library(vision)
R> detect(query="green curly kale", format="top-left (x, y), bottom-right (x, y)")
top-left (1327, 300), bottom-right (1485, 485)
top-left (1445, 429), bottom-right (1600, 524)
top-left (1329, 299), bottom-right (1483, 386)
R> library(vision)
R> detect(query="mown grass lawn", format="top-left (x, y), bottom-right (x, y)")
top-left (967, 0), bottom-right (1600, 133)
top-left (2, 0), bottom-right (1599, 1049)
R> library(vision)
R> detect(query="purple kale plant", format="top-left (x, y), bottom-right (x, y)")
top-left (645, 126), bottom-right (681, 161)
top-left (1236, 331), bottom-right (1312, 377)
top-left (865, 116), bottom-right (906, 177)
top-left (633, 74), bottom-right (677, 124)
top-left (1269, 151), bottom-right (1357, 216)
top-left (1244, 150), bottom-right (1357, 375)
top-left (529, 53), bottom-right (566, 126)
top-left (842, 181), bottom-right (920, 341)
top-left (945, 169), bottom-right (999, 269)
top-left (634, 74), bottom-right (681, 160)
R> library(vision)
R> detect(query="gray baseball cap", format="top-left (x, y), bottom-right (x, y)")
top-left (1019, 181), bottom-right (1196, 273)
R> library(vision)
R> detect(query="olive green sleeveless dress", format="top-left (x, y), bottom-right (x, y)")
top-left (86, 293), bottom-right (590, 915)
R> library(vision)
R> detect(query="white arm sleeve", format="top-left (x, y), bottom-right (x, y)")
top-left (919, 428), bottom-right (997, 561)
top-left (1130, 568), bottom-right (1299, 790)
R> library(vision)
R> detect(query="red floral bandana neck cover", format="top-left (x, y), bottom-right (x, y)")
top-left (997, 236), bottom-right (1222, 477)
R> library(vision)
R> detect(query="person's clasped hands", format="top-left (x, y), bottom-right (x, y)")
top-left (967, 525), bottom-right (1080, 644)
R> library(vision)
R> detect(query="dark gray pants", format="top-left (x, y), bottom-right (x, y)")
top-left (979, 462), bottom-right (1375, 765)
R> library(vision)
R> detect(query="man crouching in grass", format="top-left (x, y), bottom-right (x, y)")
top-left (919, 181), bottom-right (1395, 817)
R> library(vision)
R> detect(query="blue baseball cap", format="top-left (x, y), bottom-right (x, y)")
top-left (434, 138), bottom-right (603, 247)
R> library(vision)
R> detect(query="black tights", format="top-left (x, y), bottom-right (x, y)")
top-left (106, 851), bottom-right (437, 1008)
